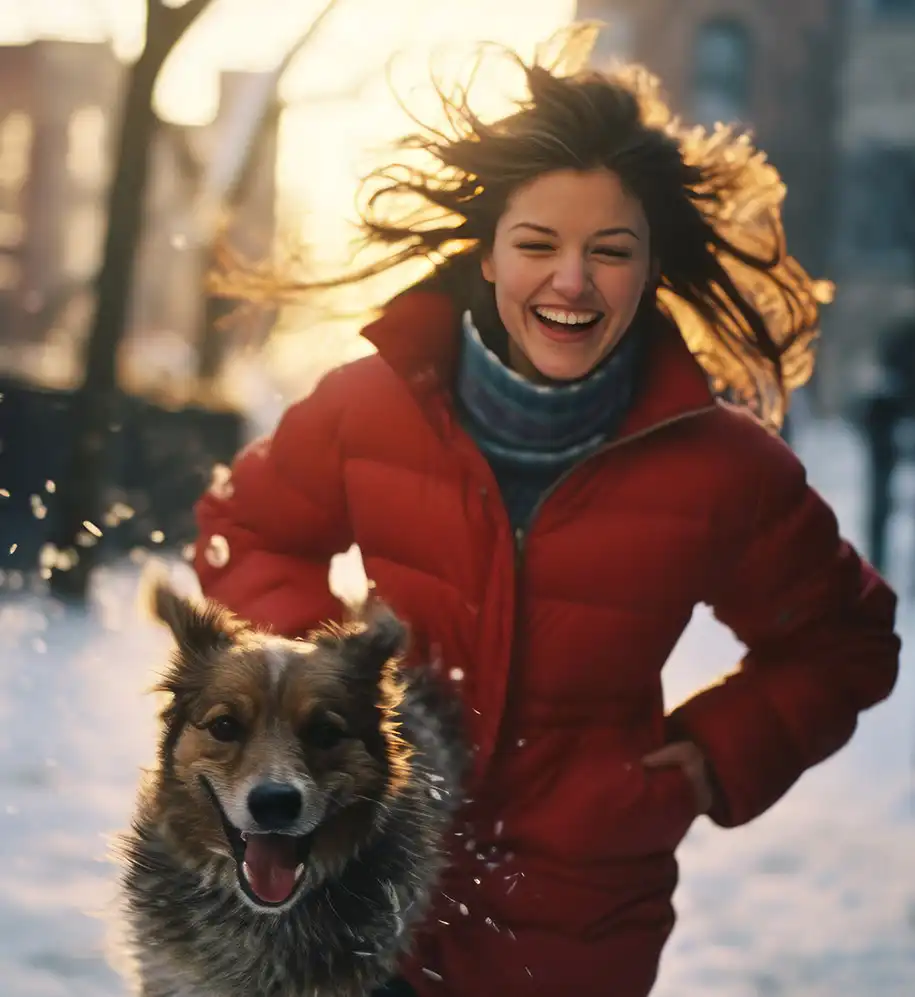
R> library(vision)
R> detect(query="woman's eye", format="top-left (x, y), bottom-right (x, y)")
top-left (593, 247), bottom-right (633, 259)
top-left (207, 715), bottom-right (245, 743)
top-left (516, 242), bottom-right (554, 252)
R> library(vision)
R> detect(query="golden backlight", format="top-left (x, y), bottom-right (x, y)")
top-left (0, 0), bottom-right (576, 396)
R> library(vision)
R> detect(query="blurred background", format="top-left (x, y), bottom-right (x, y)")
top-left (0, 0), bottom-right (913, 589)
top-left (0, 2), bottom-right (912, 996)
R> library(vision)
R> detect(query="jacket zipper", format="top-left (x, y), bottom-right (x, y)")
top-left (513, 404), bottom-right (719, 558)
top-left (464, 400), bottom-right (719, 775)
top-left (490, 403), bottom-right (719, 761)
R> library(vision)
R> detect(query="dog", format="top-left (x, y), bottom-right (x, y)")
top-left (115, 580), bottom-right (466, 997)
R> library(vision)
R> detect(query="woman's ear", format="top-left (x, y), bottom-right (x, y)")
top-left (481, 252), bottom-right (495, 284)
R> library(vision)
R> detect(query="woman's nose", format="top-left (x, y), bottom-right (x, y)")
top-left (550, 253), bottom-right (590, 298)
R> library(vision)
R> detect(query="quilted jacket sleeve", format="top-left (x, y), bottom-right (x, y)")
top-left (667, 422), bottom-right (900, 828)
top-left (193, 368), bottom-right (353, 637)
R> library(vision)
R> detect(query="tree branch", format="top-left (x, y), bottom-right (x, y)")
top-left (46, 0), bottom-right (219, 603)
top-left (147, 0), bottom-right (214, 45)
top-left (159, 118), bottom-right (206, 183)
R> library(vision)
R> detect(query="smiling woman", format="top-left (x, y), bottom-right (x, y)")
top-left (196, 22), bottom-right (900, 997)
top-left (221, 22), bottom-right (825, 429)
top-left (481, 169), bottom-right (651, 382)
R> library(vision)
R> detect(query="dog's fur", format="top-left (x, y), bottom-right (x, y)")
top-left (116, 581), bottom-right (465, 997)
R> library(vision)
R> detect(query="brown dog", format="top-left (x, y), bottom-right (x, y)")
top-left (115, 580), bottom-right (465, 997)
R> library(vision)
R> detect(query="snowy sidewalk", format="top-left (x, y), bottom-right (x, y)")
top-left (0, 418), bottom-right (912, 996)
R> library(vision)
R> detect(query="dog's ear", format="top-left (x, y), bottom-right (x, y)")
top-left (142, 569), bottom-right (236, 658)
top-left (342, 603), bottom-right (408, 682)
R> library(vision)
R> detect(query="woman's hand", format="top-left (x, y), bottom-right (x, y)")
top-left (642, 741), bottom-right (714, 815)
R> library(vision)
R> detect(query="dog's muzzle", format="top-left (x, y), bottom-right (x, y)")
top-left (199, 777), bottom-right (317, 909)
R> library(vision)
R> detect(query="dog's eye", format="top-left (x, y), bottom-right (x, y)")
top-left (207, 715), bottom-right (244, 743)
top-left (303, 713), bottom-right (348, 751)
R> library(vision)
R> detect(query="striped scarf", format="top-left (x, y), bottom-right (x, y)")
top-left (456, 309), bottom-right (643, 530)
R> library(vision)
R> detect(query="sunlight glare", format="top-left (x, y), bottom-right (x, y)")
top-left (0, 0), bottom-right (578, 397)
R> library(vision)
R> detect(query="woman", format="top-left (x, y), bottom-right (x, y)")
top-left (193, 27), bottom-right (900, 997)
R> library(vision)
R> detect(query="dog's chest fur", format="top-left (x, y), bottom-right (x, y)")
top-left (124, 831), bottom-right (426, 997)
top-left (117, 672), bottom-right (465, 997)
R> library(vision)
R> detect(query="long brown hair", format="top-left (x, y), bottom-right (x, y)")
top-left (216, 24), bottom-right (830, 429)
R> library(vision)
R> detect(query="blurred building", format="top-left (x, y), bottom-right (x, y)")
top-left (0, 40), bottom-right (120, 364)
top-left (827, 0), bottom-right (915, 412)
top-left (0, 40), bottom-right (278, 400)
top-left (125, 70), bottom-right (279, 402)
top-left (579, 1), bottom-right (843, 280)
top-left (577, 0), bottom-right (847, 408)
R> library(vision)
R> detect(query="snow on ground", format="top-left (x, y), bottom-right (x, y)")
top-left (0, 417), bottom-right (912, 996)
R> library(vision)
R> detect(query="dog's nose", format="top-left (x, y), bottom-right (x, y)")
top-left (247, 782), bottom-right (303, 830)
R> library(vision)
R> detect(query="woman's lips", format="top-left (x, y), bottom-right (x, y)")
top-left (530, 306), bottom-right (604, 343)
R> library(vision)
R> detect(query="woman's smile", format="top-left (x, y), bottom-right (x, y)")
top-left (482, 168), bottom-right (650, 383)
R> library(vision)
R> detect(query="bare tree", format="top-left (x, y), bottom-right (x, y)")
top-left (186, 0), bottom-right (344, 387)
top-left (47, 0), bottom-right (349, 603)
top-left (48, 0), bottom-right (215, 603)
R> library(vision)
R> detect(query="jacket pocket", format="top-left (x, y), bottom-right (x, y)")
top-left (530, 759), bottom-right (699, 863)
top-left (601, 763), bottom-right (699, 857)
top-left (499, 733), bottom-right (701, 867)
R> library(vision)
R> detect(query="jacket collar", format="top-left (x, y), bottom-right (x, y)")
top-left (361, 289), bottom-right (716, 437)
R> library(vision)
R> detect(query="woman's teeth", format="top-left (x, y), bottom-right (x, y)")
top-left (533, 306), bottom-right (602, 329)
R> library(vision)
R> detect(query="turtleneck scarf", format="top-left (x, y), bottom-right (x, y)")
top-left (456, 309), bottom-right (644, 531)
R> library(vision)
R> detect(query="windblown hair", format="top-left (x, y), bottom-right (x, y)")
top-left (217, 23), bottom-right (830, 429)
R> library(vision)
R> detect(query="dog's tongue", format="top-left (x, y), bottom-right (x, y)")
top-left (243, 835), bottom-right (299, 904)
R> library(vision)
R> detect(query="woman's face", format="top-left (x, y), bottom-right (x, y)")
top-left (481, 168), bottom-right (652, 382)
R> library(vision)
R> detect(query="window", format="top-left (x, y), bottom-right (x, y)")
top-left (873, 0), bottom-right (915, 15)
top-left (67, 105), bottom-right (108, 188)
top-left (0, 254), bottom-right (21, 290)
top-left (0, 211), bottom-right (25, 246)
top-left (0, 112), bottom-right (33, 191)
top-left (842, 146), bottom-right (915, 266)
top-left (63, 204), bottom-right (105, 279)
top-left (692, 19), bottom-right (752, 128)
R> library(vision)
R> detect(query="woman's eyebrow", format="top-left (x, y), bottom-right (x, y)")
top-left (509, 222), bottom-right (640, 240)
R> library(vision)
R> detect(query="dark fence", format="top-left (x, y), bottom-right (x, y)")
top-left (0, 378), bottom-right (244, 583)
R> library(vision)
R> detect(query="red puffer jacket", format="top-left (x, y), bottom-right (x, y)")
top-left (194, 290), bottom-right (899, 997)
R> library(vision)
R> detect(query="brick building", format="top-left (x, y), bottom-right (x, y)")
top-left (0, 40), bottom-right (120, 358)
top-left (0, 40), bottom-right (277, 400)
top-left (828, 0), bottom-right (915, 410)
top-left (576, 0), bottom-right (847, 407)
